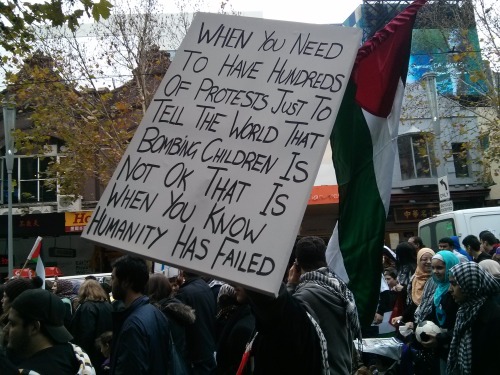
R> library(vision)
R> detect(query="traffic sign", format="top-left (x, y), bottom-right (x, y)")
top-left (438, 176), bottom-right (450, 201)
top-left (440, 200), bottom-right (454, 213)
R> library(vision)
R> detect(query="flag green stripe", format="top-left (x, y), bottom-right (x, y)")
top-left (331, 81), bottom-right (385, 326)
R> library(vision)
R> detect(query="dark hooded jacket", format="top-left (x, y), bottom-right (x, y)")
top-left (110, 296), bottom-right (171, 375)
top-left (157, 297), bottom-right (196, 364)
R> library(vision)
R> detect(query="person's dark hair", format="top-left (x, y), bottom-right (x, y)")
top-left (295, 236), bottom-right (327, 271)
top-left (438, 237), bottom-right (454, 247)
top-left (95, 331), bottom-right (113, 349)
top-left (481, 232), bottom-right (498, 246)
top-left (384, 268), bottom-right (398, 280)
top-left (462, 235), bottom-right (481, 252)
top-left (112, 255), bottom-right (149, 293)
top-left (146, 274), bottom-right (173, 303)
top-left (182, 271), bottom-right (199, 279)
top-left (4, 276), bottom-right (43, 301)
top-left (409, 236), bottom-right (424, 249)
top-left (85, 275), bottom-right (97, 281)
top-left (478, 230), bottom-right (492, 241)
top-left (395, 242), bottom-right (416, 270)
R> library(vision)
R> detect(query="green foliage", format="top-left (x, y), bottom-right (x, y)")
top-left (0, 0), bottom-right (113, 55)
top-left (7, 55), bottom-right (136, 196)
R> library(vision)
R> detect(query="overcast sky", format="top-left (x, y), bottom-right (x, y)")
top-left (225, 0), bottom-right (362, 24)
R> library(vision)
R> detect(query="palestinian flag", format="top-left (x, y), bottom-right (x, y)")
top-left (326, 0), bottom-right (428, 326)
top-left (28, 236), bottom-right (45, 288)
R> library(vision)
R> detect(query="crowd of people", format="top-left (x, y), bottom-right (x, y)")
top-left (376, 232), bottom-right (500, 374)
top-left (0, 231), bottom-right (499, 375)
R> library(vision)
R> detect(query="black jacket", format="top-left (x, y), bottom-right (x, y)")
top-left (471, 295), bottom-right (500, 374)
top-left (157, 297), bottom-right (196, 364)
top-left (177, 277), bottom-right (217, 364)
top-left (216, 304), bottom-right (255, 375)
top-left (110, 296), bottom-right (171, 375)
top-left (70, 300), bottom-right (113, 374)
top-left (246, 284), bottom-right (324, 375)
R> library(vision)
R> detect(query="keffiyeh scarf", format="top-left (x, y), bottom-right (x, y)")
top-left (447, 262), bottom-right (500, 375)
top-left (296, 267), bottom-right (362, 341)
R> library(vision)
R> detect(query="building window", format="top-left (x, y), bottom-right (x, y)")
top-left (452, 142), bottom-right (470, 178)
top-left (398, 134), bottom-right (437, 180)
top-left (1, 152), bottom-right (57, 204)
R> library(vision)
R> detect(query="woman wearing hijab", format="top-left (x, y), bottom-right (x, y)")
top-left (478, 259), bottom-right (500, 280)
top-left (393, 248), bottom-right (435, 325)
top-left (447, 262), bottom-right (500, 374)
top-left (414, 251), bottom-right (459, 374)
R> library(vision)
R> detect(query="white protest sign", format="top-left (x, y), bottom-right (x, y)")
top-left (82, 13), bottom-right (362, 295)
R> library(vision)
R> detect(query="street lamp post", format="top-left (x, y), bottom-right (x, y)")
top-left (3, 101), bottom-right (16, 278)
top-left (422, 71), bottom-right (446, 179)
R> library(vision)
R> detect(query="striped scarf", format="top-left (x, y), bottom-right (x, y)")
top-left (447, 262), bottom-right (500, 375)
top-left (297, 267), bottom-right (362, 341)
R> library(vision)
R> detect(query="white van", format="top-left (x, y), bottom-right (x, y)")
top-left (418, 207), bottom-right (500, 250)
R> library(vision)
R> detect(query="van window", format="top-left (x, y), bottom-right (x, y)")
top-left (419, 219), bottom-right (456, 250)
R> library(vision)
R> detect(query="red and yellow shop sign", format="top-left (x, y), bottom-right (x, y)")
top-left (65, 211), bottom-right (93, 233)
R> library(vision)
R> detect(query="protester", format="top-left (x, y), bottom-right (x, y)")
top-left (176, 271), bottom-right (217, 375)
top-left (438, 237), bottom-right (468, 263)
top-left (147, 273), bottom-right (195, 366)
top-left (414, 251), bottom-right (459, 375)
top-left (95, 331), bottom-right (112, 374)
top-left (1, 276), bottom-right (43, 349)
top-left (408, 236), bottom-right (425, 254)
top-left (394, 242), bottom-right (417, 293)
top-left (450, 235), bottom-right (473, 261)
top-left (287, 236), bottom-right (362, 374)
top-left (216, 284), bottom-right (255, 375)
top-left (447, 262), bottom-right (500, 374)
top-left (109, 255), bottom-right (171, 374)
top-left (70, 279), bottom-right (113, 375)
top-left (479, 231), bottom-right (500, 257)
top-left (53, 278), bottom-right (78, 327)
top-left (462, 234), bottom-right (491, 263)
top-left (478, 259), bottom-right (500, 279)
top-left (3, 288), bottom-right (95, 374)
top-left (243, 284), bottom-right (325, 374)
top-left (380, 268), bottom-right (401, 327)
top-left (392, 248), bottom-right (435, 325)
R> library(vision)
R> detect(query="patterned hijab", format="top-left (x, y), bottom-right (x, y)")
top-left (432, 251), bottom-right (459, 325)
top-left (447, 262), bottom-right (500, 375)
top-left (411, 248), bottom-right (435, 305)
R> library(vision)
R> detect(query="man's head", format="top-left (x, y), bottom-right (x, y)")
top-left (480, 231), bottom-right (498, 252)
top-left (438, 237), bottom-right (454, 251)
top-left (4, 289), bottom-right (72, 359)
top-left (295, 236), bottom-right (327, 272)
top-left (111, 255), bottom-right (149, 302)
top-left (462, 235), bottom-right (481, 256)
top-left (408, 236), bottom-right (424, 251)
